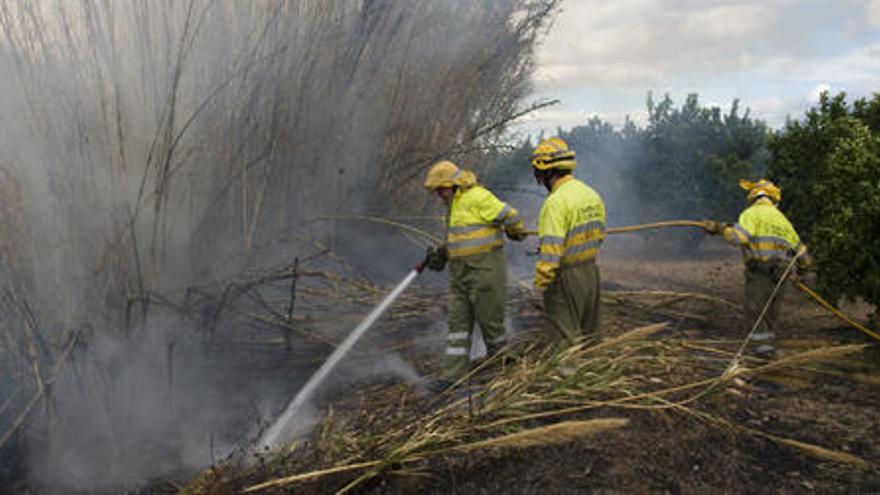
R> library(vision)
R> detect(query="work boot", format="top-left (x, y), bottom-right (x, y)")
top-left (753, 344), bottom-right (776, 360)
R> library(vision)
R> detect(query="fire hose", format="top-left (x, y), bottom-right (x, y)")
top-left (793, 281), bottom-right (880, 343)
top-left (522, 219), bottom-right (709, 237)
top-left (522, 220), bottom-right (879, 343)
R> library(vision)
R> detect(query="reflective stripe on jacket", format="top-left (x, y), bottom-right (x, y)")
top-left (722, 198), bottom-right (805, 263)
top-left (447, 185), bottom-right (520, 258)
top-left (535, 176), bottom-right (606, 289)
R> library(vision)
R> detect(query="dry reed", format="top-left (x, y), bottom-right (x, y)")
top-left (453, 418), bottom-right (629, 452)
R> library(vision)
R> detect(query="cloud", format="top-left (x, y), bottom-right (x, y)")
top-left (527, 1), bottom-right (880, 133)
top-left (869, 0), bottom-right (880, 27)
top-left (761, 43), bottom-right (880, 92)
top-left (747, 95), bottom-right (812, 127)
top-left (535, 0), bottom-right (786, 88)
top-left (808, 83), bottom-right (833, 103)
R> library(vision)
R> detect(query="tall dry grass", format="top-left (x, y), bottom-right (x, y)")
top-left (0, 1), bottom-right (559, 490)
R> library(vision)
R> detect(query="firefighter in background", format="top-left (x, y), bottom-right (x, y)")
top-left (531, 137), bottom-right (606, 344)
top-left (423, 161), bottom-right (526, 385)
top-left (704, 179), bottom-right (811, 355)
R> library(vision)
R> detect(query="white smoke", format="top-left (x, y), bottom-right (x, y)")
top-left (0, 1), bottom-right (557, 491)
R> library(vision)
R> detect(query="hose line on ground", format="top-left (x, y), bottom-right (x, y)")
top-left (793, 281), bottom-right (880, 343)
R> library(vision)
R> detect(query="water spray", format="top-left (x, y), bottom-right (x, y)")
top-left (255, 254), bottom-right (431, 451)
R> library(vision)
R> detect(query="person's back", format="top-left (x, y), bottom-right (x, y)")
top-left (447, 184), bottom-right (516, 261)
top-left (705, 179), bottom-right (809, 357)
top-left (531, 138), bottom-right (606, 344)
top-left (536, 176), bottom-right (606, 285)
top-left (732, 198), bottom-right (802, 265)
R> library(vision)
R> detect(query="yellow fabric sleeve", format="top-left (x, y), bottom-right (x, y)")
top-left (535, 195), bottom-right (566, 289)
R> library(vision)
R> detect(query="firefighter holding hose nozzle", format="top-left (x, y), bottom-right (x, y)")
top-left (704, 179), bottom-right (811, 357)
top-left (423, 161), bottom-right (526, 391)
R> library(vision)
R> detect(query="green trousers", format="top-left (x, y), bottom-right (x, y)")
top-left (444, 249), bottom-right (507, 379)
top-left (543, 260), bottom-right (601, 345)
top-left (744, 260), bottom-right (786, 338)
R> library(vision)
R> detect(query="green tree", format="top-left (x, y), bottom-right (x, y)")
top-left (636, 93), bottom-right (769, 224)
top-left (769, 92), bottom-right (880, 313)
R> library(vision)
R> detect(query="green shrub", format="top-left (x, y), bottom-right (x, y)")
top-left (769, 92), bottom-right (880, 311)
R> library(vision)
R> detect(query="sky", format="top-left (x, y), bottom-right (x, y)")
top-left (516, 0), bottom-right (880, 134)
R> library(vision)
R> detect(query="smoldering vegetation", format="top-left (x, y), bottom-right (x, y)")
top-left (0, 1), bottom-right (558, 492)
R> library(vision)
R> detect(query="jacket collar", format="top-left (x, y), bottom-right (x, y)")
top-left (550, 175), bottom-right (574, 193)
top-left (753, 197), bottom-right (776, 208)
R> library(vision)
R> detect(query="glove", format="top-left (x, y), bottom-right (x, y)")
top-left (796, 248), bottom-right (813, 269)
top-left (703, 221), bottom-right (725, 235)
top-left (426, 245), bottom-right (448, 272)
top-left (505, 222), bottom-right (528, 242)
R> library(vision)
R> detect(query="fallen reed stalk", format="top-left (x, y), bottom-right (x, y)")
top-left (453, 418), bottom-right (629, 452)
top-left (242, 459), bottom-right (387, 493)
top-left (765, 434), bottom-right (872, 469)
top-left (648, 391), bottom-right (875, 471)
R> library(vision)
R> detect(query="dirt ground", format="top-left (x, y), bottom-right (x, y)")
top-left (417, 242), bottom-right (879, 493)
top-left (189, 237), bottom-right (880, 494)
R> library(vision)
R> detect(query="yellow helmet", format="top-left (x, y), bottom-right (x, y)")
top-left (531, 137), bottom-right (576, 171)
top-left (739, 178), bottom-right (781, 204)
top-left (424, 160), bottom-right (476, 190)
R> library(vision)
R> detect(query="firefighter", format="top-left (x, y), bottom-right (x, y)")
top-left (531, 137), bottom-right (606, 344)
top-left (423, 160), bottom-right (526, 384)
top-left (704, 179), bottom-right (811, 355)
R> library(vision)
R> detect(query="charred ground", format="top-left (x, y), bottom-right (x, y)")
top-left (184, 237), bottom-right (880, 494)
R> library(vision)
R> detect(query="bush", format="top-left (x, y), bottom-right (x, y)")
top-left (769, 92), bottom-right (880, 311)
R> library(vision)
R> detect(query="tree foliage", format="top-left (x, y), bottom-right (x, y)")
top-left (769, 92), bottom-right (880, 309)
top-left (636, 94), bottom-right (769, 223)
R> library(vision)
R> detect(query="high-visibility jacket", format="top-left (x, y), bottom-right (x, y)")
top-left (722, 197), bottom-right (806, 263)
top-left (536, 176), bottom-right (606, 289)
top-left (447, 185), bottom-right (522, 259)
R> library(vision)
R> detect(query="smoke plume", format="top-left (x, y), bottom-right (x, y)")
top-left (0, 1), bottom-right (557, 491)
